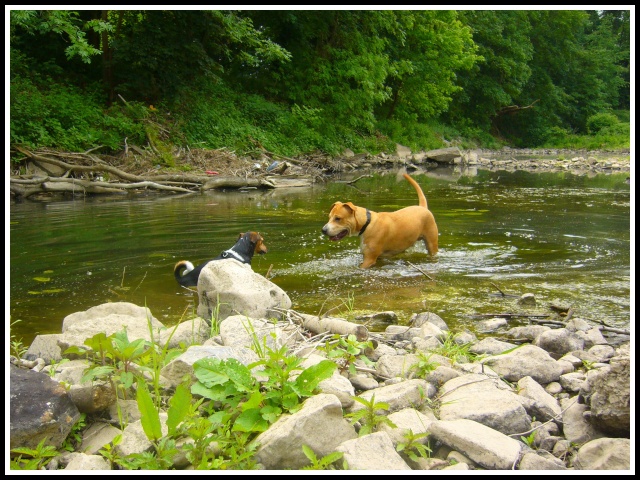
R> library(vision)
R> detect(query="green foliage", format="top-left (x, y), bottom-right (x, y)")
top-left (540, 114), bottom-right (629, 150)
top-left (9, 318), bottom-right (28, 359)
top-left (10, 67), bottom-right (147, 152)
top-left (10, 438), bottom-right (59, 470)
top-left (409, 352), bottom-right (438, 379)
top-left (431, 332), bottom-right (477, 364)
top-left (104, 345), bottom-right (337, 470)
top-left (192, 348), bottom-right (337, 433)
top-left (321, 334), bottom-right (375, 376)
top-left (9, 9), bottom-right (630, 154)
top-left (520, 431), bottom-right (537, 448)
top-left (10, 10), bottom-right (109, 64)
top-left (61, 413), bottom-right (87, 452)
top-left (586, 112), bottom-right (620, 134)
top-left (396, 429), bottom-right (432, 462)
top-left (63, 328), bottom-right (164, 403)
top-left (345, 394), bottom-right (397, 436)
top-left (301, 445), bottom-right (344, 470)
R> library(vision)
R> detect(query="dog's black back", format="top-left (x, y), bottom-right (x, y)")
top-left (174, 231), bottom-right (267, 288)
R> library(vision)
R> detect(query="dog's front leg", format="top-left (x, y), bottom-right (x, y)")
top-left (359, 242), bottom-right (382, 269)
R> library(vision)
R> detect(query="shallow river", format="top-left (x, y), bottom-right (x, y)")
top-left (8, 167), bottom-right (631, 347)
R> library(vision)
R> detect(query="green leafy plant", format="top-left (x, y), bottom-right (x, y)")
top-left (46, 358), bottom-right (70, 378)
top-left (209, 294), bottom-right (227, 337)
top-left (409, 352), bottom-right (438, 378)
top-left (396, 429), bottom-right (432, 462)
top-left (64, 329), bottom-right (156, 400)
top-left (98, 434), bottom-right (123, 468)
top-left (61, 413), bottom-right (87, 452)
top-left (340, 292), bottom-right (356, 317)
top-left (431, 332), bottom-right (477, 364)
top-left (520, 431), bottom-right (537, 449)
top-left (10, 438), bottom-right (59, 470)
top-left (321, 333), bottom-right (374, 376)
top-left (192, 348), bottom-right (337, 433)
top-left (345, 394), bottom-right (397, 436)
top-left (9, 318), bottom-right (28, 360)
top-left (301, 444), bottom-right (344, 470)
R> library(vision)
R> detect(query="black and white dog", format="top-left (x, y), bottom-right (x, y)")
top-left (174, 231), bottom-right (268, 287)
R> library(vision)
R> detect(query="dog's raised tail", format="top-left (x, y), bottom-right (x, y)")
top-left (403, 173), bottom-right (428, 208)
top-left (174, 260), bottom-right (195, 286)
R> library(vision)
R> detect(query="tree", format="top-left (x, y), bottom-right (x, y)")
top-left (9, 9), bottom-right (110, 64)
top-left (444, 10), bottom-right (533, 136)
top-left (493, 10), bottom-right (628, 145)
top-left (378, 10), bottom-right (479, 123)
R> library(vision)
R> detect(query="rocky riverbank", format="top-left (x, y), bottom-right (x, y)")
top-left (9, 259), bottom-right (631, 471)
top-left (10, 146), bottom-right (631, 200)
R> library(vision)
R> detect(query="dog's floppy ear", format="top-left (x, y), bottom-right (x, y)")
top-left (328, 202), bottom-right (340, 213)
top-left (343, 202), bottom-right (356, 213)
top-left (238, 232), bottom-right (245, 240)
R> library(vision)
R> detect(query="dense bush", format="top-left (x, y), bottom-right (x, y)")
top-left (586, 112), bottom-right (620, 134)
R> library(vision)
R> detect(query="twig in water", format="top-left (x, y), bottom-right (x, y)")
top-left (133, 272), bottom-right (147, 293)
top-left (405, 261), bottom-right (436, 281)
top-left (488, 282), bottom-right (519, 298)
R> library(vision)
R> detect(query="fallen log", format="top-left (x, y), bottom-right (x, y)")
top-left (290, 312), bottom-right (369, 342)
top-left (201, 176), bottom-right (275, 190)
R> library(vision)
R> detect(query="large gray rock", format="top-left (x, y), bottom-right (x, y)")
top-left (482, 345), bottom-right (565, 384)
top-left (534, 328), bottom-right (585, 358)
top-left (253, 394), bottom-right (357, 469)
top-left (424, 147), bottom-right (463, 164)
top-left (58, 302), bottom-right (165, 352)
top-left (10, 364), bottom-right (81, 451)
top-left (573, 438), bottom-right (631, 470)
top-left (438, 373), bottom-right (531, 435)
top-left (337, 431), bottom-right (412, 470)
top-left (580, 345), bottom-right (630, 435)
top-left (429, 419), bottom-right (522, 470)
top-left (196, 259), bottom-right (291, 322)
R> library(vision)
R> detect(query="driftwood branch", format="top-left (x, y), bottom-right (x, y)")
top-left (334, 174), bottom-right (372, 185)
top-left (278, 309), bottom-right (369, 342)
top-left (10, 147), bottom-right (277, 198)
top-left (495, 100), bottom-right (540, 116)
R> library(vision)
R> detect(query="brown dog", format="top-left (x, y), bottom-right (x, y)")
top-left (322, 173), bottom-right (438, 268)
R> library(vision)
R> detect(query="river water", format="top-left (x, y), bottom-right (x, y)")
top-left (8, 167), bottom-right (631, 347)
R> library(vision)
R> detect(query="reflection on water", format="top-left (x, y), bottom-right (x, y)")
top-left (9, 168), bottom-right (631, 346)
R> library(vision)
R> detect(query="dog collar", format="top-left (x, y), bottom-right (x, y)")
top-left (359, 209), bottom-right (371, 236)
top-left (222, 249), bottom-right (244, 261)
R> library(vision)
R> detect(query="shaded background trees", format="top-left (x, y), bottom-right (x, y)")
top-left (9, 8), bottom-right (631, 156)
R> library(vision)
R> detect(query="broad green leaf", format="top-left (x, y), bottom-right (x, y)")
top-left (259, 404), bottom-right (281, 424)
top-left (167, 383), bottom-right (192, 435)
top-left (302, 444), bottom-right (317, 462)
top-left (193, 358), bottom-right (232, 387)
top-left (223, 359), bottom-right (255, 392)
top-left (241, 390), bottom-right (264, 411)
top-left (190, 382), bottom-right (229, 402)
top-left (232, 408), bottom-right (269, 433)
top-left (136, 383), bottom-right (162, 441)
top-left (119, 370), bottom-right (134, 389)
top-left (281, 391), bottom-right (301, 411)
top-left (292, 360), bottom-right (337, 396)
